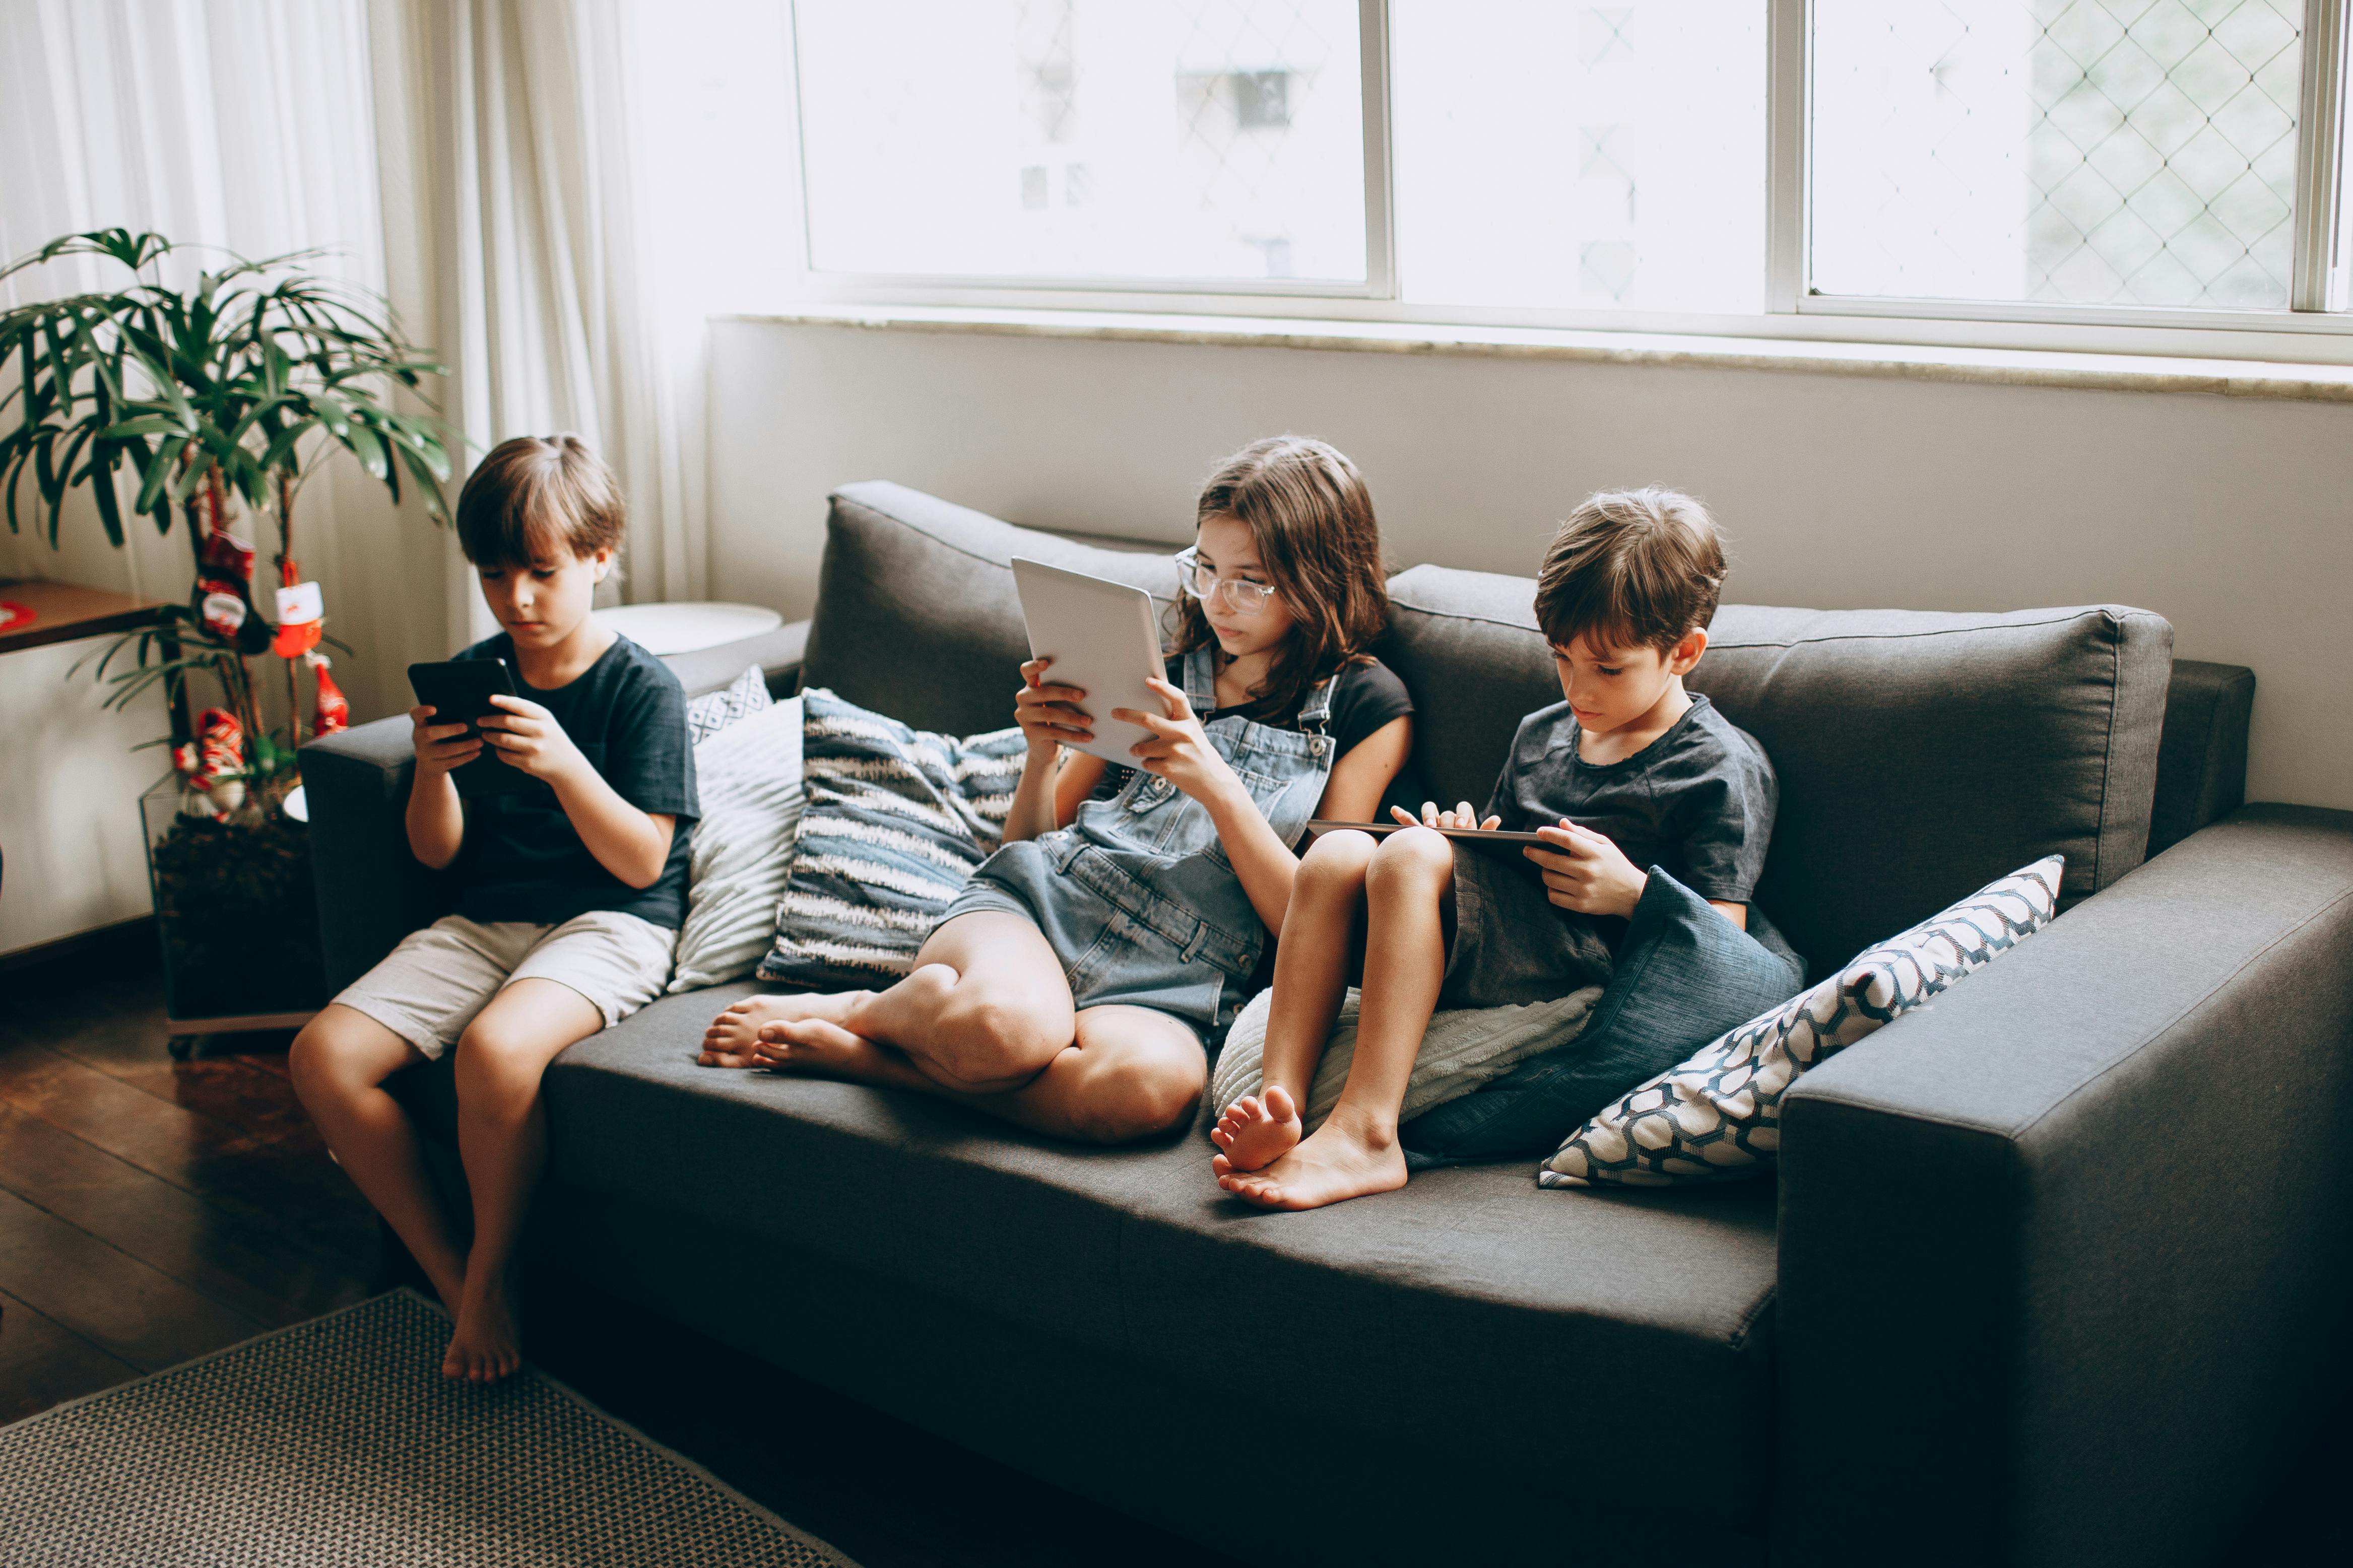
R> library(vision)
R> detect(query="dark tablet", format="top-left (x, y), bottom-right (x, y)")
top-left (407, 658), bottom-right (544, 796)
top-left (1307, 820), bottom-right (1562, 846)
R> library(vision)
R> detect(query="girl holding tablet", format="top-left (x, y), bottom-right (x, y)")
top-left (698, 437), bottom-right (1413, 1142)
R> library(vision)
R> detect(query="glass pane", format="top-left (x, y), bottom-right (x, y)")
top-left (1812, 1), bottom-right (2305, 309)
top-left (1392, 1), bottom-right (1768, 313)
top-left (795, 0), bottom-right (1366, 283)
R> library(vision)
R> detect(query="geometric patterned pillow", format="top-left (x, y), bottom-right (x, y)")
top-left (754, 688), bottom-right (1027, 989)
top-left (1539, 855), bottom-right (2064, 1190)
top-left (685, 661), bottom-right (774, 745)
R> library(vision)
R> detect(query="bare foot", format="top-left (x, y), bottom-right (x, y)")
top-left (755, 1018), bottom-right (931, 1090)
top-left (1218, 1110), bottom-right (1408, 1211)
top-left (442, 1280), bottom-right (521, 1383)
top-left (699, 992), bottom-right (869, 1067)
top-left (1209, 1087), bottom-right (1303, 1177)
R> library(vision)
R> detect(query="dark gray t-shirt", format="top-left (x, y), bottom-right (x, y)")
top-left (451, 632), bottom-right (699, 929)
top-left (1482, 693), bottom-right (1776, 906)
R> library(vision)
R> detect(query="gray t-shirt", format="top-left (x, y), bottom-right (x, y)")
top-left (1482, 693), bottom-right (1776, 906)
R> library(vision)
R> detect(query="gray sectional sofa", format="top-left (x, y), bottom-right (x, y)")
top-left (302, 481), bottom-right (2353, 1567)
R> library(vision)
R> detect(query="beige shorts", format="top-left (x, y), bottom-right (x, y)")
top-left (333, 911), bottom-right (678, 1060)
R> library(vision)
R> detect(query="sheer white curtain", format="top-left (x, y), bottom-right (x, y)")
top-left (367, 0), bottom-right (712, 644)
top-left (0, 0), bottom-right (452, 724)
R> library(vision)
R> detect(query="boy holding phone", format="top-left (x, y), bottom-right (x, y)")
top-left (1212, 488), bottom-right (1777, 1209)
top-left (290, 436), bottom-right (696, 1383)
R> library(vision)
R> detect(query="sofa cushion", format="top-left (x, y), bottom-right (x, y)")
top-left (802, 481), bottom-right (1181, 740)
top-left (757, 689), bottom-right (1025, 988)
top-left (1377, 563), bottom-right (2171, 974)
top-left (543, 987), bottom-right (1782, 1532)
top-left (683, 661), bottom-right (773, 745)
top-left (1544, 854), bottom-right (2063, 1188)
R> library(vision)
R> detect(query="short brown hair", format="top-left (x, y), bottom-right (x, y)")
top-left (454, 435), bottom-right (625, 567)
top-left (1533, 487), bottom-right (1725, 652)
top-left (1168, 436), bottom-right (1391, 717)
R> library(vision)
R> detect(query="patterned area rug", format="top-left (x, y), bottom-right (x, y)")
top-left (0, 1289), bottom-right (856, 1567)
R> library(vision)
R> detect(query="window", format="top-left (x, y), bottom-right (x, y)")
top-left (793, 0), bottom-right (1373, 286)
top-left (1811, 1), bottom-right (2321, 310)
top-left (1390, 1), bottom-right (1768, 313)
top-left (788, 0), bottom-right (2353, 336)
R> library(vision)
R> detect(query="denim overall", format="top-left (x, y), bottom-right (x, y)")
top-left (943, 648), bottom-right (1336, 1038)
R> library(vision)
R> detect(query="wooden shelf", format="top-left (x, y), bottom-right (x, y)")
top-left (0, 579), bottom-right (169, 656)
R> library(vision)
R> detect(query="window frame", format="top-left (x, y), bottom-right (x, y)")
top-left (786, 0), bottom-right (2353, 356)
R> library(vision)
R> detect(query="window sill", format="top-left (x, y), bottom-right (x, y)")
top-left (720, 304), bottom-right (2353, 403)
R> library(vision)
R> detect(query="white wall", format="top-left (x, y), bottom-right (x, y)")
top-left (708, 317), bottom-right (2353, 811)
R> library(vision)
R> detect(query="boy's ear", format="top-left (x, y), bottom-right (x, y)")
top-left (1668, 628), bottom-right (1708, 675)
top-left (590, 546), bottom-right (614, 582)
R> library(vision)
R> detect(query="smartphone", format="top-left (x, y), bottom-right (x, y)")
top-left (407, 658), bottom-right (545, 796)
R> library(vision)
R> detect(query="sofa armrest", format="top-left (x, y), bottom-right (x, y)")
top-left (301, 716), bottom-right (451, 992)
top-left (1774, 804), bottom-right (2353, 1567)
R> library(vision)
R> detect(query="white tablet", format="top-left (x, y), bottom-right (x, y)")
top-left (1010, 557), bottom-right (1168, 767)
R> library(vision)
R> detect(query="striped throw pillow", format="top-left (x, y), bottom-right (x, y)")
top-left (756, 688), bottom-right (1026, 988)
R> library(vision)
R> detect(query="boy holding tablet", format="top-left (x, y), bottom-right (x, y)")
top-left (290, 436), bottom-right (696, 1382)
top-left (1213, 487), bottom-right (1777, 1209)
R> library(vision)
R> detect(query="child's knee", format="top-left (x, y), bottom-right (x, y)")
top-left (1368, 825), bottom-right (1453, 887)
top-left (1302, 828), bottom-right (1378, 882)
top-left (289, 1011), bottom-right (393, 1098)
top-left (451, 1017), bottom-right (551, 1099)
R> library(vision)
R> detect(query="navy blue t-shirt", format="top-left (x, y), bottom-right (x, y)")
top-left (1484, 693), bottom-right (1776, 906)
top-left (451, 632), bottom-right (699, 929)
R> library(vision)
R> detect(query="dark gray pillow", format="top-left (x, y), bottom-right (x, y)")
top-left (802, 482), bottom-right (1180, 741)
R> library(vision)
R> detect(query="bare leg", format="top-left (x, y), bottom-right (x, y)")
top-left (444, 978), bottom-right (604, 1383)
top-left (701, 912), bottom-right (1077, 1094)
top-left (1212, 830), bottom-right (1377, 1177)
top-left (1221, 827), bottom-right (1451, 1210)
top-left (753, 1001), bottom-right (1205, 1144)
top-left (289, 1005), bottom-right (467, 1313)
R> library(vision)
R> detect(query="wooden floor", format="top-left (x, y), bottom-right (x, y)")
top-left (1, 931), bottom-right (2340, 1567)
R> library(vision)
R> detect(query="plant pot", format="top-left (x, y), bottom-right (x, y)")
top-left (141, 775), bottom-right (326, 1050)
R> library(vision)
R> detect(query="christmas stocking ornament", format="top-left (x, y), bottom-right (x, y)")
top-left (192, 528), bottom-right (275, 655)
top-left (308, 650), bottom-right (350, 735)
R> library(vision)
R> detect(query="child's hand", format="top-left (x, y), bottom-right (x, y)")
top-left (1525, 820), bottom-right (1647, 918)
top-left (1112, 677), bottom-right (1236, 804)
top-left (479, 694), bottom-right (587, 785)
top-left (1391, 801), bottom-right (1502, 832)
top-left (409, 704), bottom-right (483, 777)
top-left (1013, 657), bottom-right (1092, 755)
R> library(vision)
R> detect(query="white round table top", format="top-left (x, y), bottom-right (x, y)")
top-left (593, 601), bottom-right (785, 656)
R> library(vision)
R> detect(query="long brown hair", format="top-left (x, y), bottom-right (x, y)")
top-left (1168, 436), bottom-right (1390, 719)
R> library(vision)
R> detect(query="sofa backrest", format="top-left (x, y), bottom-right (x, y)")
top-left (1381, 563), bottom-right (2174, 973)
top-left (804, 483), bottom-right (2244, 976)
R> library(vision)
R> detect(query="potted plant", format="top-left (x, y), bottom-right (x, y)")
top-left (0, 228), bottom-right (456, 1044)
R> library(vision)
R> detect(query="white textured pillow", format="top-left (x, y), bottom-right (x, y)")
top-left (685, 662), bottom-right (774, 745)
top-left (668, 697), bottom-right (806, 992)
top-left (1211, 982), bottom-right (1605, 1135)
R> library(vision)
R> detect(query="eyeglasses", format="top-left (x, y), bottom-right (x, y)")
top-left (1174, 547), bottom-right (1279, 615)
